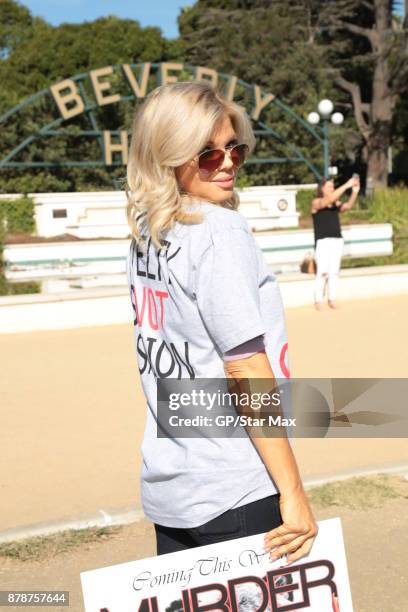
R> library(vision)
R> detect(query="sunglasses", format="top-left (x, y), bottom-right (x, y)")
top-left (197, 143), bottom-right (249, 174)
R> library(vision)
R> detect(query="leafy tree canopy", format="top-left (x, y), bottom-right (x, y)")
top-left (0, 0), bottom-right (407, 192)
top-left (0, 1), bottom-right (182, 192)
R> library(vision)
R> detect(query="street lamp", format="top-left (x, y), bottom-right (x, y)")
top-left (307, 99), bottom-right (344, 179)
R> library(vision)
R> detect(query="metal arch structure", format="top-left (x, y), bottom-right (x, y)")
top-left (0, 62), bottom-right (325, 180)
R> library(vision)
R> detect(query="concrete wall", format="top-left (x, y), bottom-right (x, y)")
top-left (4, 224), bottom-right (393, 282)
top-left (1, 265), bottom-right (407, 334)
top-left (0, 187), bottom-right (300, 238)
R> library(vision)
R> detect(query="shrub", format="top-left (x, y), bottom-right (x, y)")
top-left (0, 206), bottom-right (5, 263)
top-left (297, 186), bottom-right (408, 267)
top-left (343, 187), bottom-right (408, 267)
top-left (369, 187), bottom-right (408, 232)
top-left (0, 206), bottom-right (6, 293)
top-left (0, 196), bottom-right (36, 234)
top-left (295, 188), bottom-right (314, 218)
top-left (0, 197), bottom-right (39, 295)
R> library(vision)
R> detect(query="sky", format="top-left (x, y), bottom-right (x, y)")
top-left (20, 0), bottom-right (195, 39)
top-left (19, 0), bottom-right (407, 39)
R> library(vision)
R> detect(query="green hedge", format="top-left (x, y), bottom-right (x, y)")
top-left (0, 196), bottom-right (39, 295)
top-left (295, 188), bottom-right (315, 218)
top-left (296, 186), bottom-right (408, 267)
top-left (0, 196), bottom-right (36, 234)
top-left (0, 205), bottom-right (6, 261)
top-left (3, 280), bottom-right (41, 295)
top-left (0, 206), bottom-right (6, 293)
top-left (342, 188), bottom-right (408, 267)
top-left (297, 186), bottom-right (408, 221)
top-left (366, 187), bottom-right (407, 231)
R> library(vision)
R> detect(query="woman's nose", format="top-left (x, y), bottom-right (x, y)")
top-left (219, 149), bottom-right (234, 171)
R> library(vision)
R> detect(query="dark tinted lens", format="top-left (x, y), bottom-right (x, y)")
top-left (230, 144), bottom-right (249, 168)
top-left (198, 143), bottom-right (249, 173)
top-left (198, 149), bottom-right (224, 173)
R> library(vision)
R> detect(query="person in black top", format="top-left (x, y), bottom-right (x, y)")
top-left (311, 176), bottom-right (360, 310)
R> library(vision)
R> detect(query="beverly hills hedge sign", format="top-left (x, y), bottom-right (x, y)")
top-left (49, 63), bottom-right (274, 166)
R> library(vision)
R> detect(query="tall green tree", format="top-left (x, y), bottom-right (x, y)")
top-left (180, 0), bottom-right (408, 188)
top-left (318, 0), bottom-right (408, 189)
top-left (0, 1), bottom-right (182, 192)
top-left (179, 1), bottom-right (342, 185)
top-left (0, 0), bottom-right (34, 59)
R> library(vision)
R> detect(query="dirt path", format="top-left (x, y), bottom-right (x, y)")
top-left (1, 475), bottom-right (407, 612)
top-left (0, 294), bottom-right (407, 531)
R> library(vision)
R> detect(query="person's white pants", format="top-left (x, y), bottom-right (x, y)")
top-left (314, 237), bottom-right (343, 303)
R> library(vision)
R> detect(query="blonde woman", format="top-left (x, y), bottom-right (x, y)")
top-left (126, 81), bottom-right (317, 559)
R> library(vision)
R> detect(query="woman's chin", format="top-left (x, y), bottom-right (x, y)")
top-left (208, 186), bottom-right (234, 202)
top-left (186, 186), bottom-right (235, 204)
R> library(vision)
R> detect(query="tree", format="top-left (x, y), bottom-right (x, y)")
top-left (319, 0), bottom-right (408, 189)
top-left (0, 0), bottom-right (34, 59)
top-left (180, 0), bottom-right (408, 188)
top-left (179, 0), bottom-right (335, 185)
top-left (0, 2), bottom-right (182, 193)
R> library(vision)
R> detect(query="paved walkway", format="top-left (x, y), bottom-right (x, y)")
top-left (1, 294), bottom-right (407, 532)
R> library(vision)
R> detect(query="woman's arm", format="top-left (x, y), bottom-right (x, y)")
top-left (311, 178), bottom-right (355, 212)
top-left (224, 351), bottom-right (318, 564)
top-left (338, 184), bottom-right (360, 212)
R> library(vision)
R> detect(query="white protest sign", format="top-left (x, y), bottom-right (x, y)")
top-left (81, 517), bottom-right (353, 611)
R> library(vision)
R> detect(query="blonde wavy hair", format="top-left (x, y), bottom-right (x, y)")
top-left (126, 80), bottom-right (256, 248)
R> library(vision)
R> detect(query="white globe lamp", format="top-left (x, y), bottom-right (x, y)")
top-left (331, 112), bottom-right (344, 125)
top-left (307, 111), bottom-right (320, 125)
top-left (318, 99), bottom-right (334, 118)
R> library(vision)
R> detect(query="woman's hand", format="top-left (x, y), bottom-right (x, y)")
top-left (264, 486), bottom-right (318, 565)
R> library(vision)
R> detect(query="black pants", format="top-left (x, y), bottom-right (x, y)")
top-left (154, 494), bottom-right (282, 555)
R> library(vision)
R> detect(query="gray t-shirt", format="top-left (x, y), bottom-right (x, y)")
top-left (126, 201), bottom-right (290, 528)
